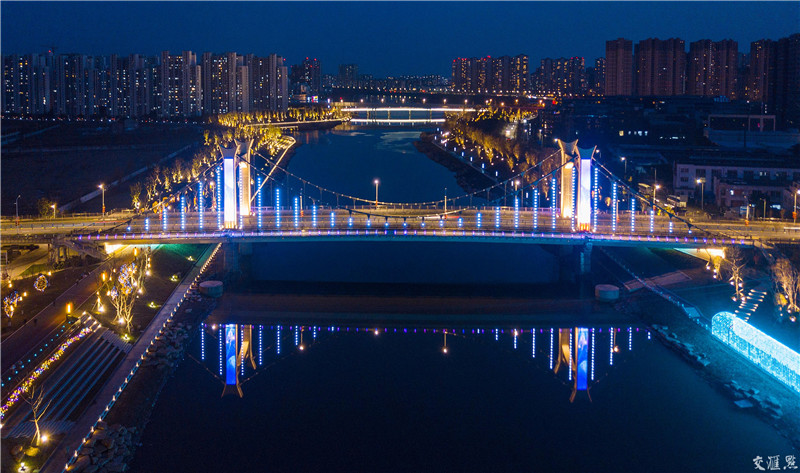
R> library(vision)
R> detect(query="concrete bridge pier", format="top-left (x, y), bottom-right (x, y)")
top-left (579, 243), bottom-right (593, 276)
top-left (223, 242), bottom-right (240, 276)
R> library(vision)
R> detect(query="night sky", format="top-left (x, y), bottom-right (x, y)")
top-left (2, 2), bottom-right (798, 76)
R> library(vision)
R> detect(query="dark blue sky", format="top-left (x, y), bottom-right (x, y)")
top-left (2, 2), bottom-right (798, 77)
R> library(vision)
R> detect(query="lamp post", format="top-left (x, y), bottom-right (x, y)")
top-left (696, 178), bottom-right (705, 212)
top-left (99, 184), bottom-right (105, 216)
top-left (15, 195), bottom-right (20, 229)
top-left (374, 178), bottom-right (379, 205)
top-left (654, 184), bottom-right (661, 205)
top-left (50, 204), bottom-right (56, 219)
top-left (794, 189), bottom-right (800, 223)
top-left (621, 157), bottom-right (627, 177)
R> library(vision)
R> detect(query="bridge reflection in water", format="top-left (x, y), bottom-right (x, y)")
top-left (200, 323), bottom-right (651, 402)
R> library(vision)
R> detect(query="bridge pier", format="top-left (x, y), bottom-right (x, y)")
top-left (223, 242), bottom-right (240, 275)
top-left (579, 243), bottom-right (593, 276)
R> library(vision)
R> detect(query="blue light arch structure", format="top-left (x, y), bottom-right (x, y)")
top-left (712, 311), bottom-right (800, 393)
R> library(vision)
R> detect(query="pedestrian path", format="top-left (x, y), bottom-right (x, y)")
top-left (733, 288), bottom-right (768, 322)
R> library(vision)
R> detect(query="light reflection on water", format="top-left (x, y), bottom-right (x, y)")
top-left (200, 323), bottom-right (651, 402)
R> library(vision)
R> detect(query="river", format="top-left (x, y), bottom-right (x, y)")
top-left (128, 127), bottom-right (795, 473)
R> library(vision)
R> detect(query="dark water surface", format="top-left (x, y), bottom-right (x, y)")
top-left (130, 322), bottom-right (793, 473)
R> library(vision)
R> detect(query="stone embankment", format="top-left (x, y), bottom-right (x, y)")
top-left (70, 422), bottom-right (136, 473)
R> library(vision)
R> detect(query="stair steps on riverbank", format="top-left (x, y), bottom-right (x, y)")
top-left (3, 327), bottom-right (127, 438)
top-left (734, 288), bottom-right (767, 322)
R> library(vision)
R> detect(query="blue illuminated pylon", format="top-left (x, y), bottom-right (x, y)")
top-left (180, 194), bottom-right (186, 231)
top-left (256, 175), bottom-right (263, 230)
top-left (590, 328), bottom-right (595, 380)
top-left (649, 207), bottom-right (655, 233)
top-left (293, 197), bottom-right (299, 228)
top-left (476, 212), bottom-right (482, 228)
top-left (201, 326), bottom-right (205, 360)
top-left (549, 328), bottom-right (554, 369)
top-left (161, 205), bottom-right (167, 232)
top-left (611, 182), bottom-right (618, 233)
top-left (216, 166), bottom-right (223, 229)
top-left (610, 327), bottom-right (615, 366)
top-left (458, 216), bottom-right (463, 228)
top-left (275, 188), bottom-right (281, 228)
top-left (514, 196), bottom-right (519, 229)
top-left (258, 325), bottom-right (263, 365)
top-left (219, 324), bottom-right (224, 375)
top-left (533, 188), bottom-right (539, 230)
top-left (669, 217), bottom-right (673, 234)
top-left (551, 177), bottom-right (557, 231)
top-left (494, 206), bottom-right (500, 229)
top-left (439, 217), bottom-right (444, 228)
top-left (330, 211), bottom-right (335, 228)
top-left (198, 181), bottom-right (204, 231)
top-left (238, 170), bottom-right (244, 229)
top-left (592, 166), bottom-right (599, 233)
top-left (568, 329), bottom-right (573, 381)
top-left (531, 329), bottom-right (536, 358)
top-left (276, 326), bottom-right (281, 354)
top-left (145, 217), bottom-right (150, 233)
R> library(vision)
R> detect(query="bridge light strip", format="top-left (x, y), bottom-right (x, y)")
top-left (198, 181), bottom-right (204, 230)
top-left (144, 218), bottom-right (149, 233)
top-left (649, 208), bottom-right (655, 233)
top-left (256, 176), bottom-right (263, 230)
top-left (513, 329), bottom-right (518, 349)
top-left (162, 206), bottom-right (167, 232)
top-left (241, 327), bottom-right (245, 375)
top-left (610, 327), bottom-right (615, 366)
top-left (514, 197), bottom-right (519, 229)
top-left (630, 198), bottom-right (635, 233)
top-left (294, 326), bottom-right (299, 346)
top-left (628, 327), bottom-right (633, 351)
top-left (330, 211), bottom-right (335, 228)
top-left (216, 166), bottom-right (223, 230)
top-left (571, 168), bottom-right (577, 232)
top-left (611, 183), bottom-right (618, 233)
top-left (532, 329), bottom-right (536, 358)
top-left (533, 189), bottom-right (539, 230)
top-left (293, 197), bottom-right (299, 228)
top-left (201, 326), bottom-right (205, 360)
top-left (669, 218), bottom-right (673, 234)
top-left (549, 329), bottom-right (554, 369)
top-left (348, 215), bottom-right (353, 227)
top-left (219, 324), bottom-right (223, 375)
top-left (312, 204), bottom-right (317, 228)
top-left (592, 166), bottom-right (599, 232)
top-left (366, 216), bottom-right (372, 228)
top-left (275, 188), bottom-right (281, 228)
top-left (551, 177), bottom-right (557, 231)
top-left (458, 216), bottom-right (463, 228)
top-left (495, 329), bottom-right (499, 341)
top-left (180, 194), bottom-right (186, 231)
top-left (495, 206), bottom-right (500, 229)
top-left (439, 217), bottom-right (444, 228)
top-left (258, 325), bottom-right (263, 365)
top-left (276, 326), bottom-right (281, 354)
top-left (476, 212), bottom-right (482, 228)
top-left (590, 328), bottom-right (595, 380)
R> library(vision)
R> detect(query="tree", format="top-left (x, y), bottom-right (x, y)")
top-left (772, 257), bottom-right (799, 312)
top-left (727, 247), bottom-right (747, 300)
top-left (130, 182), bottom-right (142, 210)
top-left (23, 385), bottom-right (51, 446)
top-left (37, 197), bottom-right (55, 218)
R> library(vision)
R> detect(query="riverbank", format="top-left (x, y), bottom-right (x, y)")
top-left (414, 133), bottom-right (498, 199)
top-left (608, 249), bottom-right (800, 451)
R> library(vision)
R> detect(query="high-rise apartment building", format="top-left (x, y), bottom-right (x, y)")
top-left (774, 34), bottom-right (800, 129)
top-left (687, 39), bottom-right (737, 98)
top-left (338, 64), bottom-right (358, 88)
top-left (201, 52), bottom-right (237, 115)
top-left (605, 38), bottom-right (633, 96)
top-left (160, 51), bottom-right (201, 117)
top-left (535, 57), bottom-right (585, 96)
top-left (634, 38), bottom-right (685, 96)
top-left (588, 57), bottom-right (605, 96)
top-left (509, 54), bottom-right (529, 94)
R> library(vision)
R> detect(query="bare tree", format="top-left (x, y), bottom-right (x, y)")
top-left (129, 182), bottom-right (142, 210)
top-left (727, 247), bottom-right (747, 300)
top-left (772, 258), bottom-right (799, 312)
top-left (23, 385), bottom-right (52, 446)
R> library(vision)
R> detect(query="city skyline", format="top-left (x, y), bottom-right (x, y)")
top-left (2, 1), bottom-right (798, 77)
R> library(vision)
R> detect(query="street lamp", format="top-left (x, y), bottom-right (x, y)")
top-left (50, 204), bottom-right (56, 219)
top-left (14, 195), bottom-right (21, 228)
top-left (373, 178), bottom-right (379, 205)
top-left (793, 189), bottom-right (800, 223)
top-left (654, 184), bottom-right (661, 204)
top-left (620, 157), bottom-right (627, 177)
top-left (696, 178), bottom-right (706, 212)
top-left (98, 184), bottom-right (105, 216)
